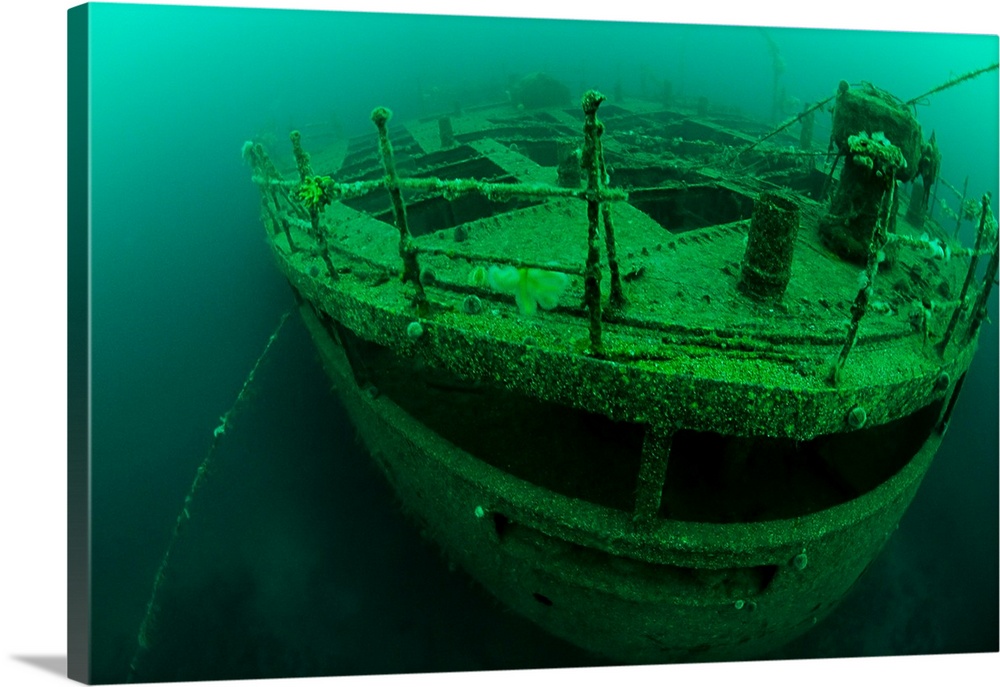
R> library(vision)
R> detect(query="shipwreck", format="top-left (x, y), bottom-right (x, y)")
top-left (242, 71), bottom-right (997, 663)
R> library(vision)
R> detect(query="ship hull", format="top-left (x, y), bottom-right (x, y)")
top-left (297, 299), bottom-right (942, 663)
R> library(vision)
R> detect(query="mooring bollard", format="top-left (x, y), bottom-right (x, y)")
top-left (738, 191), bottom-right (800, 302)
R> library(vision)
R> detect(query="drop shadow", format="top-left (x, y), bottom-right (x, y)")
top-left (11, 655), bottom-right (67, 678)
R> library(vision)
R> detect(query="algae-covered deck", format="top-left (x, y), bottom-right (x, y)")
top-left (265, 97), bottom-right (968, 398)
top-left (245, 86), bottom-right (991, 444)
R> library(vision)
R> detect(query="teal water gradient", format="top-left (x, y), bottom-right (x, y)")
top-left (84, 3), bottom-right (998, 682)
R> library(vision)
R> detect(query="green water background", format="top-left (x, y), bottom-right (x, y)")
top-left (84, 4), bottom-right (999, 681)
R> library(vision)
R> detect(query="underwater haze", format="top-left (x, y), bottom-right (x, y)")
top-left (82, 3), bottom-right (999, 682)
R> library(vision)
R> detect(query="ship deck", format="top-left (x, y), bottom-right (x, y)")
top-left (257, 96), bottom-right (978, 439)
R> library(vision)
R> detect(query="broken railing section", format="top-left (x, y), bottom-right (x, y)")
top-left (250, 93), bottom-right (629, 357)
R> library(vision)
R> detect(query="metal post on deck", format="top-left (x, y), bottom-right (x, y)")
top-left (738, 191), bottom-right (800, 302)
top-left (581, 90), bottom-right (606, 356)
top-left (830, 175), bottom-right (895, 385)
top-left (289, 130), bottom-right (320, 237)
top-left (244, 141), bottom-right (297, 252)
top-left (371, 106), bottom-right (428, 314)
top-left (596, 136), bottom-right (627, 313)
top-left (290, 130), bottom-right (338, 279)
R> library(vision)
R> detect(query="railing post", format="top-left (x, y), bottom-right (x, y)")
top-left (243, 141), bottom-right (297, 252)
top-left (830, 174), bottom-right (896, 385)
top-left (289, 130), bottom-right (319, 235)
top-left (581, 90), bottom-right (606, 356)
top-left (371, 107), bottom-right (428, 314)
top-left (290, 130), bottom-right (338, 279)
top-left (595, 132), bottom-right (626, 312)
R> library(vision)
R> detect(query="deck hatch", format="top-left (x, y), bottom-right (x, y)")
top-left (629, 185), bottom-right (754, 233)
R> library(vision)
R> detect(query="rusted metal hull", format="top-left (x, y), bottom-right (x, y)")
top-left (298, 299), bottom-right (944, 663)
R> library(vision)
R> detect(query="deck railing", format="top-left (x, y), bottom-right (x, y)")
top-left (245, 91), bottom-right (998, 374)
top-left (247, 90), bottom-right (628, 356)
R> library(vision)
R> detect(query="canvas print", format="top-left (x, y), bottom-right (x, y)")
top-left (67, 2), bottom-right (999, 684)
